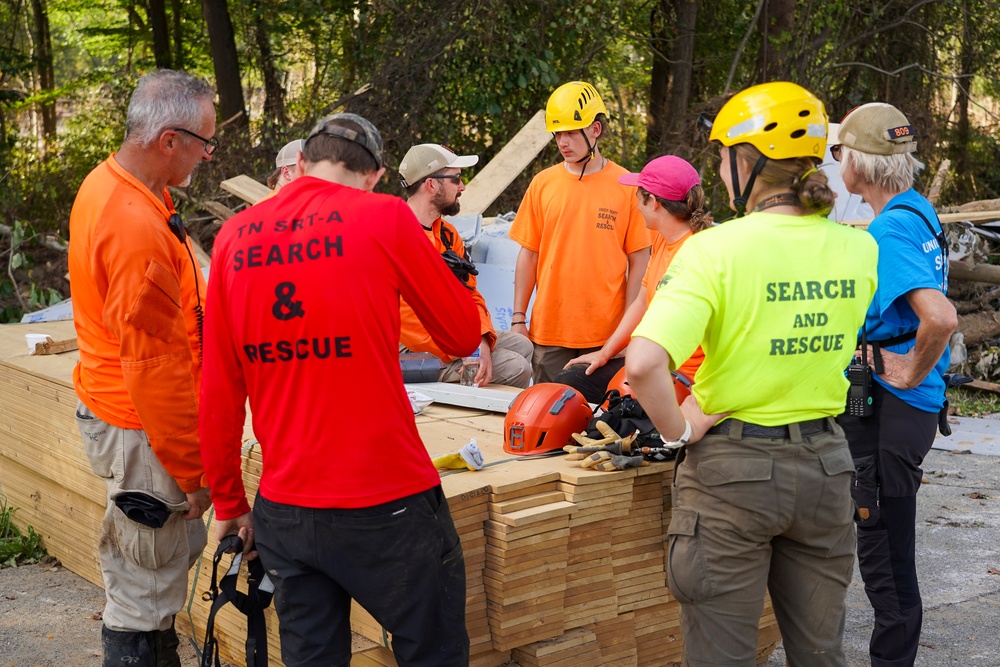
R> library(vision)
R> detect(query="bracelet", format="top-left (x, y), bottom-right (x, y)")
top-left (659, 419), bottom-right (692, 449)
top-left (511, 320), bottom-right (527, 326)
top-left (513, 311), bottom-right (526, 316)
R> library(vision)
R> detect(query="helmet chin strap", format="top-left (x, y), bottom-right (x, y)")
top-left (730, 146), bottom-right (770, 217)
top-left (574, 128), bottom-right (597, 181)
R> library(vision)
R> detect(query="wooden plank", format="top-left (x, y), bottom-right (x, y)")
top-left (965, 378), bottom-right (1000, 395)
top-left (459, 109), bottom-right (552, 216)
top-left (843, 209), bottom-right (1000, 229)
top-left (491, 500), bottom-right (576, 527)
top-left (489, 490), bottom-right (565, 514)
top-left (220, 174), bottom-right (271, 205)
top-left (200, 200), bottom-right (236, 222)
top-left (26, 336), bottom-right (78, 355)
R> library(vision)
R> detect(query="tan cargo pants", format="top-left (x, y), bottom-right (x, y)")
top-left (667, 419), bottom-right (856, 667)
top-left (75, 402), bottom-right (207, 633)
top-left (440, 330), bottom-right (534, 388)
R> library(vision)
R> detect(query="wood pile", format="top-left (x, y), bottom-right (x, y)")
top-left (0, 320), bottom-right (781, 666)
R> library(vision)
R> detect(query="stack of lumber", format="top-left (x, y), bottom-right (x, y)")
top-left (511, 627), bottom-right (602, 666)
top-left (0, 321), bottom-right (104, 587)
top-left (484, 474), bottom-right (573, 651)
top-left (0, 321), bottom-right (782, 666)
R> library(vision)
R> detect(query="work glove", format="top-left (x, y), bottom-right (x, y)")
top-left (579, 450), bottom-right (649, 472)
top-left (564, 422), bottom-right (636, 460)
top-left (431, 440), bottom-right (485, 471)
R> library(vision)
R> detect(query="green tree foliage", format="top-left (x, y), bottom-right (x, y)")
top-left (0, 0), bottom-right (998, 318)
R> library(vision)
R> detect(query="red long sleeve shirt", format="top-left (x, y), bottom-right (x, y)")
top-left (200, 176), bottom-right (481, 519)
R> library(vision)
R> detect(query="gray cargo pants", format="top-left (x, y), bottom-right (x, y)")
top-left (666, 418), bottom-right (856, 667)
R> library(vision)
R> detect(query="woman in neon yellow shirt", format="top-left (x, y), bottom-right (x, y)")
top-left (627, 82), bottom-right (878, 666)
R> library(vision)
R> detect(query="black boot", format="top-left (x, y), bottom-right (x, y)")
top-left (151, 621), bottom-right (182, 667)
top-left (102, 625), bottom-right (154, 667)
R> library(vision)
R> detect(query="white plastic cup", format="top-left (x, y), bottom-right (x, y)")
top-left (25, 333), bottom-right (52, 353)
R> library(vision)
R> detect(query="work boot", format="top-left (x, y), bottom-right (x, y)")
top-left (151, 620), bottom-right (182, 667)
top-left (102, 626), bottom-right (154, 667)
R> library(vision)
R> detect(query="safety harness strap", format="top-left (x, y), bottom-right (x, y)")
top-left (201, 535), bottom-right (274, 667)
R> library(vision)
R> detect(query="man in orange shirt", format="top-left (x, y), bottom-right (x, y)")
top-left (510, 81), bottom-right (651, 383)
top-left (399, 143), bottom-right (532, 387)
top-left (68, 69), bottom-right (215, 667)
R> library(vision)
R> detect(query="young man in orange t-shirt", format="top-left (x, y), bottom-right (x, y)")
top-left (399, 143), bottom-right (533, 387)
top-left (69, 69), bottom-right (216, 667)
top-left (509, 81), bottom-right (651, 383)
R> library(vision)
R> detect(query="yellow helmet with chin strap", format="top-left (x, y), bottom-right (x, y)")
top-left (545, 81), bottom-right (609, 133)
top-left (707, 81), bottom-right (827, 217)
top-left (709, 81), bottom-right (828, 160)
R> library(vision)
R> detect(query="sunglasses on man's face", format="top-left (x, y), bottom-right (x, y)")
top-left (830, 144), bottom-right (842, 162)
top-left (429, 174), bottom-right (463, 183)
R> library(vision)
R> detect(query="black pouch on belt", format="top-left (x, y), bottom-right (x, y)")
top-left (113, 492), bottom-right (171, 529)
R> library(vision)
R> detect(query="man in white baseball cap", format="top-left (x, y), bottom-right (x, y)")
top-left (399, 143), bottom-right (533, 388)
top-left (259, 139), bottom-right (305, 203)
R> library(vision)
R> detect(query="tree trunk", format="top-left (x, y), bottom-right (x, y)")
top-left (201, 0), bottom-right (246, 129)
top-left (645, 0), bottom-right (671, 159)
top-left (252, 4), bottom-right (287, 129)
top-left (757, 0), bottom-right (795, 81)
top-left (148, 0), bottom-right (171, 68)
top-left (29, 0), bottom-right (56, 155)
top-left (952, 0), bottom-right (975, 201)
top-left (663, 0), bottom-right (698, 154)
top-left (171, 0), bottom-right (184, 68)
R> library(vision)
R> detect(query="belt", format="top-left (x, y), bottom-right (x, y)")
top-left (706, 418), bottom-right (830, 439)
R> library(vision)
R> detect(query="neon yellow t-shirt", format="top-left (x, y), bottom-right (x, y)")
top-left (633, 212), bottom-right (878, 426)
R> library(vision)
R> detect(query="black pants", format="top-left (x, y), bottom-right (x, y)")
top-left (553, 357), bottom-right (625, 405)
top-left (253, 486), bottom-right (469, 667)
top-left (838, 383), bottom-right (937, 667)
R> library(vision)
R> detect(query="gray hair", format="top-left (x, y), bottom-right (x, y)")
top-left (841, 145), bottom-right (925, 195)
top-left (124, 70), bottom-right (215, 146)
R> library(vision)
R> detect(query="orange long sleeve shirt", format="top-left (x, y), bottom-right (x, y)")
top-left (399, 217), bottom-right (496, 361)
top-left (69, 155), bottom-right (207, 493)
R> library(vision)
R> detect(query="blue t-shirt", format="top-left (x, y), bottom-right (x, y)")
top-left (862, 188), bottom-right (949, 412)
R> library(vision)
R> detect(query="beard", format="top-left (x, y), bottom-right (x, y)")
top-left (433, 190), bottom-right (462, 217)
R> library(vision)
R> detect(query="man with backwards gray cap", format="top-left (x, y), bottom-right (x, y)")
top-left (199, 114), bottom-right (480, 667)
top-left (833, 103), bottom-right (958, 667)
top-left (399, 143), bottom-right (533, 388)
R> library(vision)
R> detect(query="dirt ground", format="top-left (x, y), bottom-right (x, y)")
top-left (0, 558), bottom-right (218, 667)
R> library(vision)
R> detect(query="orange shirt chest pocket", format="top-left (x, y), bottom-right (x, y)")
top-left (125, 258), bottom-right (185, 344)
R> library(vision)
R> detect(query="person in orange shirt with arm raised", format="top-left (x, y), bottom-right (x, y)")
top-left (398, 143), bottom-right (533, 387)
top-left (554, 156), bottom-right (712, 403)
top-left (68, 69), bottom-right (216, 667)
top-left (509, 81), bottom-right (651, 383)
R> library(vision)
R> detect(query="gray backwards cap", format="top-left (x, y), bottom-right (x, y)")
top-left (305, 112), bottom-right (384, 169)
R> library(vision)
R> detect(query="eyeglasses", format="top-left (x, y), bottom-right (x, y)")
top-left (429, 174), bottom-right (463, 183)
top-left (830, 144), bottom-right (842, 162)
top-left (171, 128), bottom-right (220, 155)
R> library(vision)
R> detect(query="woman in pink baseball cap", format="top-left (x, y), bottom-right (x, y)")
top-left (555, 155), bottom-right (712, 404)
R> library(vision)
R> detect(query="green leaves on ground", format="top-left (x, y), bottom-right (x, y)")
top-left (0, 497), bottom-right (47, 568)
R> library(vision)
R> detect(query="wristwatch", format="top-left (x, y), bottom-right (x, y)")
top-left (659, 419), bottom-right (692, 449)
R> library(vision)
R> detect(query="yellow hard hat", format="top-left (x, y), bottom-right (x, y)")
top-left (545, 81), bottom-right (609, 133)
top-left (709, 81), bottom-right (828, 160)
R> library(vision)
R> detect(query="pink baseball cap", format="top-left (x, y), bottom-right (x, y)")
top-left (619, 155), bottom-right (700, 201)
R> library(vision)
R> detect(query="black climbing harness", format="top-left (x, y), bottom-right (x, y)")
top-left (201, 535), bottom-right (274, 667)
